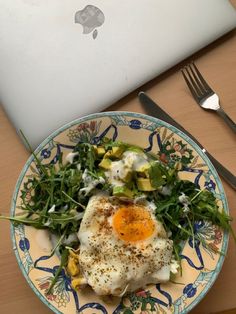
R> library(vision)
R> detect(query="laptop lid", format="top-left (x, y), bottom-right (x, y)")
top-left (0, 0), bottom-right (235, 148)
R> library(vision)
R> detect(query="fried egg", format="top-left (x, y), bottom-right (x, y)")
top-left (77, 193), bottom-right (173, 296)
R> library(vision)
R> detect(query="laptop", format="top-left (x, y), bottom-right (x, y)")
top-left (0, 0), bottom-right (235, 148)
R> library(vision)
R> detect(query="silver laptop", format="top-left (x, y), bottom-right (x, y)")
top-left (0, 0), bottom-right (235, 148)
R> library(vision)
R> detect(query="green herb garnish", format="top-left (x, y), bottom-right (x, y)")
top-left (153, 180), bottom-right (235, 263)
top-left (46, 247), bottom-right (69, 295)
top-left (0, 136), bottom-right (235, 291)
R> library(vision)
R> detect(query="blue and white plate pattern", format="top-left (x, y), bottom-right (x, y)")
top-left (11, 112), bottom-right (228, 314)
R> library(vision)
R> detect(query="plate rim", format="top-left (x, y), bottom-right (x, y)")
top-left (10, 111), bottom-right (229, 314)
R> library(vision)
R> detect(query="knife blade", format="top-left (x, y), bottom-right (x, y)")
top-left (138, 91), bottom-right (236, 190)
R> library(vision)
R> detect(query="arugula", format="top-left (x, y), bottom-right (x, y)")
top-left (74, 142), bottom-right (97, 172)
top-left (0, 135), bottom-right (235, 289)
top-left (46, 247), bottom-right (69, 295)
top-left (148, 161), bottom-right (165, 188)
top-left (1, 145), bottom-right (89, 238)
top-left (153, 180), bottom-right (235, 265)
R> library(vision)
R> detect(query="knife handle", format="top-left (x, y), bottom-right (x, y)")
top-left (206, 151), bottom-right (236, 190)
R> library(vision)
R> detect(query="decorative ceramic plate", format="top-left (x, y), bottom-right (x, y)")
top-left (11, 112), bottom-right (228, 314)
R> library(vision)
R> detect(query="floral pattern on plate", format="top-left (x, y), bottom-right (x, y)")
top-left (11, 112), bottom-right (228, 314)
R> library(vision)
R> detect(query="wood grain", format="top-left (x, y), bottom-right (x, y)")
top-left (0, 2), bottom-right (236, 313)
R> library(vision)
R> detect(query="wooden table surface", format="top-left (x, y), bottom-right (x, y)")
top-left (0, 3), bottom-right (236, 314)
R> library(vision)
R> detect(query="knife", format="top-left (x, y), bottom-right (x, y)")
top-left (138, 91), bottom-right (236, 190)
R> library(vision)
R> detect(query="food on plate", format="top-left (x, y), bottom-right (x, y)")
top-left (1, 137), bottom-right (235, 297)
top-left (77, 193), bottom-right (172, 296)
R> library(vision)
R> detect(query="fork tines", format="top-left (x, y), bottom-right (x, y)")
top-left (181, 62), bottom-right (214, 102)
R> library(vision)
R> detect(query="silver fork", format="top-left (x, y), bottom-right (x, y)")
top-left (181, 62), bottom-right (236, 133)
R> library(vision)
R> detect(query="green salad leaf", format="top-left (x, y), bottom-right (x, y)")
top-left (0, 136), bottom-right (235, 287)
top-left (148, 161), bottom-right (166, 188)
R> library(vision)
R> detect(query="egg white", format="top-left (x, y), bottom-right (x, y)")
top-left (77, 193), bottom-right (173, 296)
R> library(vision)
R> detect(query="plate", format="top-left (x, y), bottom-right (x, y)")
top-left (11, 112), bottom-right (228, 314)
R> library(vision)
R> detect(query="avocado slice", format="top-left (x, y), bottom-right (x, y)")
top-left (126, 146), bottom-right (144, 154)
top-left (113, 185), bottom-right (133, 198)
top-left (136, 162), bottom-right (150, 173)
top-left (111, 146), bottom-right (124, 158)
top-left (104, 146), bottom-right (124, 159)
top-left (99, 158), bottom-right (112, 170)
top-left (121, 170), bottom-right (132, 183)
top-left (97, 146), bottom-right (106, 157)
top-left (136, 178), bottom-right (156, 191)
top-left (93, 145), bottom-right (105, 157)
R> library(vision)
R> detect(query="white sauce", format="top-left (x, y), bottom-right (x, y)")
top-left (66, 152), bottom-right (79, 164)
top-left (108, 160), bottom-right (126, 186)
top-left (48, 204), bottom-right (56, 213)
top-left (62, 233), bottom-right (79, 245)
top-left (170, 258), bottom-right (179, 274)
top-left (80, 169), bottom-right (105, 196)
top-left (123, 151), bottom-right (149, 171)
top-left (106, 151), bottom-right (150, 186)
top-left (178, 193), bottom-right (190, 205)
top-left (159, 185), bottom-right (172, 196)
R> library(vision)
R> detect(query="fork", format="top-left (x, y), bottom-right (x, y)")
top-left (181, 62), bottom-right (236, 133)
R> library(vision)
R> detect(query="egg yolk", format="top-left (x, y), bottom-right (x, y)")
top-left (112, 206), bottom-right (155, 242)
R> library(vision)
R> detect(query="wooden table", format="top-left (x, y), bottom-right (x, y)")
top-left (0, 4), bottom-right (236, 314)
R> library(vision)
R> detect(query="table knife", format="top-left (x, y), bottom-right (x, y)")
top-left (138, 91), bottom-right (236, 190)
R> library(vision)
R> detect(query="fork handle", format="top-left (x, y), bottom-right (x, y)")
top-left (216, 108), bottom-right (236, 133)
